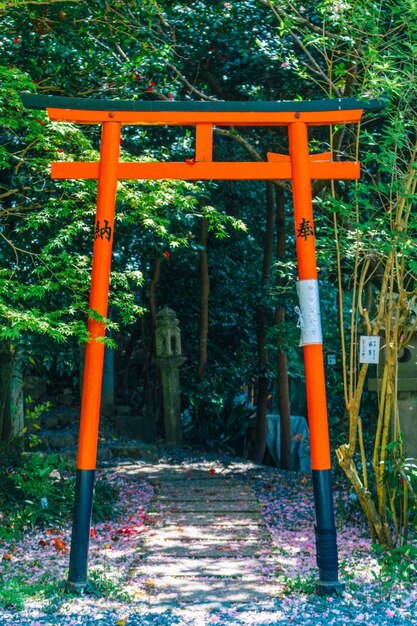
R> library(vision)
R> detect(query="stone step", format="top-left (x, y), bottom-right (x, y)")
top-left (133, 556), bottom-right (278, 577)
top-left (152, 477), bottom-right (237, 486)
top-left (157, 493), bottom-right (258, 502)
top-left (141, 541), bottom-right (274, 558)
top-left (153, 511), bottom-right (264, 525)
top-left (158, 501), bottom-right (261, 512)
top-left (158, 485), bottom-right (254, 497)
top-left (149, 525), bottom-right (272, 541)
top-left (132, 575), bottom-right (280, 607)
top-left (122, 466), bottom-right (236, 482)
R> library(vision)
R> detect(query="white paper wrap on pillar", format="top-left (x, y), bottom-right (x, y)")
top-left (296, 279), bottom-right (323, 346)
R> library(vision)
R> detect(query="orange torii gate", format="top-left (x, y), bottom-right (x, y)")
top-left (21, 93), bottom-right (383, 596)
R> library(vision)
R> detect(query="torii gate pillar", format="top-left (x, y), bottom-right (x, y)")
top-left (289, 120), bottom-right (339, 592)
top-left (20, 93), bottom-right (384, 596)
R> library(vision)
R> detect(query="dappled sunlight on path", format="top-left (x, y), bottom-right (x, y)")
top-left (113, 462), bottom-right (282, 608)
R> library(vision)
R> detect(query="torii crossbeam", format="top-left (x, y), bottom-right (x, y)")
top-left (21, 93), bottom-right (383, 596)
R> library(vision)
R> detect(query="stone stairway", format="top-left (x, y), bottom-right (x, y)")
top-left (126, 463), bottom-right (280, 608)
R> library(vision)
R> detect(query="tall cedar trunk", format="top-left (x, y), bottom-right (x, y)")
top-left (251, 182), bottom-right (276, 463)
top-left (147, 257), bottom-right (161, 416)
top-left (198, 217), bottom-right (209, 380)
top-left (0, 344), bottom-right (24, 442)
top-left (101, 326), bottom-right (114, 416)
top-left (275, 307), bottom-right (292, 468)
top-left (149, 256), bottom-right (161, 329)
top-left (275, 188), bottom-right (292, 469)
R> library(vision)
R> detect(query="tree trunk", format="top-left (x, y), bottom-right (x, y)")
top-left (275, 307), bottom-right (292, 469)
top-left (101, 341), bottom-right (114, 414)
top-left (275, 187), bottom-right (292, 469)
top-left (101, 308), bottom-right (114, 416)
top-left (149, 256), bottom-right (162, 424)
top-left (149, 256), bottom-right (161, 329)
top-left (0, 344), bottom-right (24, 442)
top-left (252, 309), bottom-right (270, 463)
top-left (251, 182), bottom-right (276, 463)
top-left (336, 443), bottom-right (391, 547)
top-left (197, 217), bottom-right (209, 381)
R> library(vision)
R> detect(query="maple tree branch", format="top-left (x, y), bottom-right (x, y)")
top-left (166, 62), bottom-right (218, 101)
top-left (258, 0), bottom-right (342, 97)
top-left (0, 189), bottom-right (18, 200)
top-left (214, 128), bottom-right (263, 161)
top-left (258, 0), bottom-right (340, 39)
top-left (214, 128), bottom-right (289, 190)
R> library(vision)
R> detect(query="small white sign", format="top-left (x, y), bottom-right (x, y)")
top-left (327, 354), bottom-right (336, 366)
top-left (359, 336), bottom-right (380, 364)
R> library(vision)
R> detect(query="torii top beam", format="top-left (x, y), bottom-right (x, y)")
top-left (20, 93), bottom-right (384, 182)
top-left (20, 92), bottom-right (384, 120)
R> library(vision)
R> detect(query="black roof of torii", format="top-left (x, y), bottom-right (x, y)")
top-left (20, 92), bottom-right (386, 113)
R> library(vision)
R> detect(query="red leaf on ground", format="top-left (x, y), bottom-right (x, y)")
top-left (52, 538), bottom-right (68, 553)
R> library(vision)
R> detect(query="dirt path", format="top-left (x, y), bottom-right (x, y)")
top-left (123, 462), bottom-right (280, 608)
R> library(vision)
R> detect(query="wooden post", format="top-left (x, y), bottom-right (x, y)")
top-left (289, 119), bottom-right (344, 595)
top-left (67, 121), bottom-right (121, 592)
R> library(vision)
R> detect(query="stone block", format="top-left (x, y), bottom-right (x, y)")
top-left (116, 414), bottom-right (157, 443)
top-left (59, 410), bottom-right (77, 427)
top-left (110, 442), bottom-right (159, 462)
top-left (25, 376), bottom-right (47, 402)
top-left (48, 433), bottom-right (76, 450)
top-left (43, 415), bottom-right (60, 429)
top-left (58, 449), bottom-right (76, 461)
top-left (56, 392), bottom-right (76, 407)
top-left (96, 447), bottom-right (111, 462)
top-left (115, 405), bottom-right (131, 416)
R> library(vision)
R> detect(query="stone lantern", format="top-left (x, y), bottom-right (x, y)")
top-left (155, 307), bottom-right (185, 444)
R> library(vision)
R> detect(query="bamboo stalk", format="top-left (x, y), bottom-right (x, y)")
top-left (333, 206), bottom-right (349, 408)
top-left (358, 416), bottom-right (368, 490)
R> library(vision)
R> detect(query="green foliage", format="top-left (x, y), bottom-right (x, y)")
top-left (82, 566), bottom-right (131, 601)
top-left (384, 452), bottom-right (417, 533)
top-left (372, 544), bottom-right (417, 593)
top-left (184, 383), bottom-right (254, 453)
top-left (1, 0), bottom-right (297, 424)
top-left (0, 65), bottom-right (95, 342)
top-left (279, 573), bottom-right (317, 595)
top-left (0, 453), bottom-right (119, 532)
top-left (0, 573), bottom-right (58, 611)
top-left (0, 398), bottom-right (51, 463)
top-left (23, 397), bottom-right (51, 449)
top-left (92, 477), bottom-right (120, 522)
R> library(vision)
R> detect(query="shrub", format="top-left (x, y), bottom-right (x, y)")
top-left (0, 453), bottom-right (119, 534)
